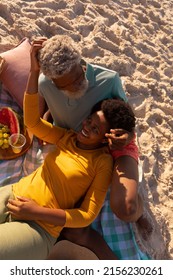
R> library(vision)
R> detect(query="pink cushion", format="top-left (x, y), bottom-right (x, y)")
top-left (0, 38), bottom-right (31, 109)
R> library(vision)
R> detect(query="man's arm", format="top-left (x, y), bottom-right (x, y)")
top-left (110, 155), bottom-right (143, 222)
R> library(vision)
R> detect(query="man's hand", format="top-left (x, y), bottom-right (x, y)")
top-left (105, 128), bottom-right (134, 150)
top-left (7, 196), bottom-right (40, 220)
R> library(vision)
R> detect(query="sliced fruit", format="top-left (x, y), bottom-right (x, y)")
top-left (0, 107), bottom-right (23, 149)
top-left (0, 107), bottom-right (20, 135)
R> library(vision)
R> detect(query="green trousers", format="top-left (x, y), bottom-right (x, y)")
top-left (0, 185), bottom-right (56, 260)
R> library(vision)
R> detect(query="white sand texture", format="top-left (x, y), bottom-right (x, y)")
top-left (0, 0), bottom-right (173, 259)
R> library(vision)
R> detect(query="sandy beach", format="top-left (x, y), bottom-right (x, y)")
top-left (0, 0), bottom-right (173, 259)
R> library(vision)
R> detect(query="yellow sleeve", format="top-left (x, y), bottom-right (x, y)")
top-left (64, 155), bottom-right (113, 227)
top-left (24, 93), bottom-right (66, 144)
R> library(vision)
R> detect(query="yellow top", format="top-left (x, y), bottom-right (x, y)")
top-left (12, 93), bottom-right (113, 237)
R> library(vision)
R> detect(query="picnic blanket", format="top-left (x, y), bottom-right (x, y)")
top-left (0, 84), bottom-right (45, 184)
top-left (0, 83), bottom-right (168, 260)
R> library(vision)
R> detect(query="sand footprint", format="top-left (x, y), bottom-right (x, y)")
top-left (133, 10), bottom-right (150, 24)
top-left (35, 0), bottom-right (67, 10)
top-left (149, 0), bottom-right (161, 9)
top-left (91, 0), bottom-right (108, 5)
top-left (137, 42), bottom-right (158, 57)
top-left (52, 16), bottom-right (74, 31)
top-left (133, 100), bottom-right (148, 118)
top-left (104, 30), bottom-right (120, 46)
top-left (81, 42), bottom-right (105, 58)
top-left (0, 2), bottom-right (14, 26)
top-left (164, 67), bottom-right (173, 79)
top-left (94, 36), bottom-right (119, 54)
top-left (78, 23), bottom-right (94, 38)
top-left (95, 5), bottom-right (119, 25)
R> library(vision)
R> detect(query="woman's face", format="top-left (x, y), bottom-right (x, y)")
top-left (76, 111), bottom-right (110, 149)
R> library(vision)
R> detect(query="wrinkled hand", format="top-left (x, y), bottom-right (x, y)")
top-left (105, 128), bottom-right (134, 150)
top-left (30, 38), bottom-right (47, 72)
top-left (7, 196), bottom-right (40, 220)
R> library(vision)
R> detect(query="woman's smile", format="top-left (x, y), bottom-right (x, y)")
top-left (76, 111), bottom-right (110, 149)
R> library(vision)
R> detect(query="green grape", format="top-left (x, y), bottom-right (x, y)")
top-left (0, 125), bottom-right (10, 149)
top-left (0, 139), bottom-right (3, 147)
top-left (3, 133), bottom-right (9, 138)
top-left (2, 143), bottom-right (9, 149)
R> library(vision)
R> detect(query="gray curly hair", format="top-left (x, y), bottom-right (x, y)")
top-left (38, 35), bottom-right (81, 79)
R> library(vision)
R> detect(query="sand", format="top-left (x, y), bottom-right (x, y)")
top-left (0, 0), bottom-right (173, 259)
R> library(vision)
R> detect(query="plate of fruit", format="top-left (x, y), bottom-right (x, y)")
top-left (0, 107), bottom-right (33, 160)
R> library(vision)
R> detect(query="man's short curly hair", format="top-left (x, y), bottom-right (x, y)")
top-left (91, 99), bottom-right (136, 132)
top-left (38, 35), bottom-right (81, 79)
